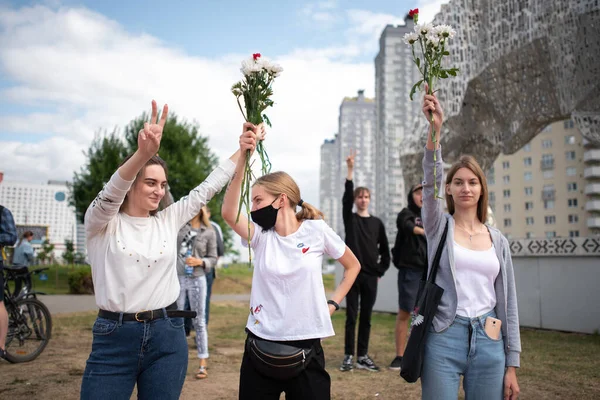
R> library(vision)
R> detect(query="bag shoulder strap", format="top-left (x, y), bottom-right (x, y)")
top-left (427, 220), bottom-right (449, 283)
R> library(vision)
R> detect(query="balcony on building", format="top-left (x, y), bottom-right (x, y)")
top-left (584, 166), bottom-right (600, 179)
top-left (586, 200), bottom-right (600, 212)
top-left (583, 149), bottom-right (600, 164)
top-left (540, 159), bottom-right (555, 170)
top-left (587, 217), bottom-right (600, 229)
top-left (541, 189), bottom-right (556, 201)
top-left (585, 183), bottom-right (600, 195)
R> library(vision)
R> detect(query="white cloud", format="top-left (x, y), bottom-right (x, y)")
top-left (416, 0), bottom-right (448, 24)
top-left (0, 5), bottom-right (373, 204)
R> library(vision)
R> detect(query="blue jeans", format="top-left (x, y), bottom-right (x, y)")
top-left (177, 275), bottom-right (208, 359)
top-left (80, 314), bottom-right (188, 400)
top-left (421, 310), bottom-right (505, 400)
top-left (205, 268), bottom-right (215, 325)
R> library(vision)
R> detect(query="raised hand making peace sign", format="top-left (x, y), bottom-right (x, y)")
top-left (138, 100), bottom-right (169, 159)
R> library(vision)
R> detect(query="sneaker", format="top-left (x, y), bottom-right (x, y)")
top-left (389, 356), bottom-right (403, 371)
top-left (339, 354), bottom-right (354, 371)
top-left (356, 355), bottom-right (380, 372)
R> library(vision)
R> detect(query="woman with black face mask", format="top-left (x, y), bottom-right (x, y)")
top-left (222, 123), bottom-right (361, 400)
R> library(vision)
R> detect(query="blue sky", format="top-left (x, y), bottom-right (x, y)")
top-left (0, 0), bottom-right (443, 194)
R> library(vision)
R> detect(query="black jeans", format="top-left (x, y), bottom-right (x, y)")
top-left (239, 334), bottom-right (330, 400)
top-left (344, 272), bottom-right (378, 357)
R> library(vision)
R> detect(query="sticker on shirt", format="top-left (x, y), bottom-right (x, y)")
top-left (297, 242), bottom-right (310, 254)
top-left (250, 304), bottom-right (263, 324)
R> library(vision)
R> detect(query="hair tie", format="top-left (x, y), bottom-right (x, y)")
top-left (298, 199), bottom-right (304, 207)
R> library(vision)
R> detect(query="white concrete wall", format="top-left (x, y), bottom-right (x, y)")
top-left (335, 252), bottom-right (600, 334)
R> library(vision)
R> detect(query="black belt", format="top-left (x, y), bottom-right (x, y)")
top-left (98, 302), bottom-right (197, 322)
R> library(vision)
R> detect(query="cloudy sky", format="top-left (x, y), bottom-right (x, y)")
top-left (0, 0), bottom-right (446, 209)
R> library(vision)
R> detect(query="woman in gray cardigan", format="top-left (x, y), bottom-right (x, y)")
top-left (420, 89), bottom-right (521, 400)
top-left (176, 205), bottom-right (217, 379)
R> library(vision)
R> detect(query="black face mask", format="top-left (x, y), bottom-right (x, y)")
top-left (250, 198), bottom-right (280, 231)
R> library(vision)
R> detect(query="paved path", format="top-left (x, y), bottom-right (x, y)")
top-left (39, 294), bottom-right (251, 314)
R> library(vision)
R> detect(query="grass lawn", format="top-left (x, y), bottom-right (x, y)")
top-left (11, 263), bottom-right (336, 295)
top-left (1, 301), bottom-right (599, 399)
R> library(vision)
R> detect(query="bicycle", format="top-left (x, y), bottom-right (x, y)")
top-left (2, 266), bottom-right (52, 363)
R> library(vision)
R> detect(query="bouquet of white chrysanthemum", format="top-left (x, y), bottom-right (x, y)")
top-left (231, 53), bottom-right (283, 261)
top-left (404, 9), bottom-right (458, 197)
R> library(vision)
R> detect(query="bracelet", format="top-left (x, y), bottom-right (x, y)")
top-left (327, 300), bottom-right (340, 311)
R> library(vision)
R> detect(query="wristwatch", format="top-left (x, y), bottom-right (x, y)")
top-left (327, 300), bottom-right (340, 311)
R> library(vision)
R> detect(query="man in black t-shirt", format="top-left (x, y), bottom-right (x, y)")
top-left (340, 151), bottom-right (390, 372)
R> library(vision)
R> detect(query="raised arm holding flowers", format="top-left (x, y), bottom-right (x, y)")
top-left (231, 53), bottom-right (283, 264)
top-left (404, 8), bottom-right (458, 197)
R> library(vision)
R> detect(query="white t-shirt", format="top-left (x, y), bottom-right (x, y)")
top-left (85, 160), bottom-right (235, 313)
top-left (244, 219), bottom-right (346, 341)
top-left (453, 241), bottom-right (500, 318)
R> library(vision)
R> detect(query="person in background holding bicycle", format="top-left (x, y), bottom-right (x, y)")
top-left (0, 205), bottom-right (18, 359)
top-left (80, 100), bottom-right (256, 400)
top-left (13, 231), bottom-right (35, 267)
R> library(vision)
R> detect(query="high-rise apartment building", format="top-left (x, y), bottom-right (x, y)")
top-left (488, 119), bottom-right (600, 239)
top-left (374, 16), bottom-right (422, 237)
top-left (319, 90), bottom-right (377, 238)
top-left (320, 137), bottom-right (341, 236)
top-left (0, 174), bottom-right (78, 256)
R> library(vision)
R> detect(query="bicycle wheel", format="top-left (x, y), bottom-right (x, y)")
top-left (5, 297), bottom-right (52, 363)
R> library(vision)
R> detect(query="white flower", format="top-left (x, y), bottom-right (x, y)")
top-left (259, 57), bottom-right (283, 77)
top-left (435, 24), bottom-right (456, 39)
top-left (403, 32), bottom-right (419, 45)
top-left (415, 22), bottom-right (434, 36)
top-left (267, 63), bottom-right (283, 77)
top-left (240, 57), bottom-right (263, 76)
top-left (426, 34), bottom-right (440, 48)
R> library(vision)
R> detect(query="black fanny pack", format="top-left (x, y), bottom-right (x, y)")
top-left (246, 334), bottom-right (314, 380)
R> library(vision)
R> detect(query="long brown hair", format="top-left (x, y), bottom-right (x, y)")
top-left (197, 206), bottom-right (213, 230)
top-left (118, 154), bottom-right (168, 216)
top-left (253, 171), bottom-right (324, 221)
top-left (445, 155), bottom-right (488, 223)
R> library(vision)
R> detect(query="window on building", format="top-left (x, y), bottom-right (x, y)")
top-left (524, 172), bottom-right (532, 181)
top-left (568, 214), bottom-right (579, 223)
top-left (523, 157), bottom-right (532, 167)
top-left (489, 192), bottom-right (496, 202)
top-left (569, 230), bottom-right (580, 238)
top-left (503, 175), bottom-right (510, 184)
top-left (523, 143), bottom-right (531, 152)
top-left (543, 170), bottom-right (554, 179)
top-left (565, 135), bottom-right (576, 145)
top-left (525, 187), bottom-right (533, 196)
top-left (567, 182), bottom-right (578, 192)
top-left (566, 167), bottom-right (577, 176)
top-left (545, 215), bottom-right (556, 224)
top-left (503, 189), bottom-right (511, 198)
top-left (564, 120), bottom-right (574, 129)
top-left (504, 204), bottom-right (511, 212)
top-left (526, 232), bottom-right (534, 239)
top-left (546, 231), bottom-right (556, 238)
top-left (502, 161), bottom-right (510, 169)
top-left (541, 154), bottom-right (554, 163)
top-left (525, 201), bottom-right (534, 210)
top-left (542, 139), bottom-right (553, 149)
top-left (526, 217), bottom-right (534, 225)
top-left (544, 200), bottom-right (555, 209)
top-left (504, 218), bottom-right (512, 227)
top-left (565, 151), bottom-right (576, 161)
top-left (568, 198), bottom-right (578, 208)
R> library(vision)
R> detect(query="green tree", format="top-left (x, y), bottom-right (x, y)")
top-left (71, 111), bottom-right (235, 254)
top-left (62, 239), bottom-right (76, 265)
top-left (37, 239), bottom-right (55, 265)
top-left (70, 130), bottom-right (128, 223)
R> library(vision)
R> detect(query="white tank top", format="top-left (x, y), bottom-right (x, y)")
top-left (453, 241), bottom-right (500, 318)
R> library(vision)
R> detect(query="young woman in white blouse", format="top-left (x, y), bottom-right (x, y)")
top-left (222, 122), bottom-right (361, 400)
top-left (420, 90), bottom-right (521, 400)
top-left (80, 101), bottom-right (257, 400)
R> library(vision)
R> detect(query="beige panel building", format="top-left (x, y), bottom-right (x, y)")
top-left (488, 119), bottom-right (600, 239)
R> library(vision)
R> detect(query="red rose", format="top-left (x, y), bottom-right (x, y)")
top-left (253, 53), bottom-right (261, 60)
top-left (409, 8), bottom-right (419, 17)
